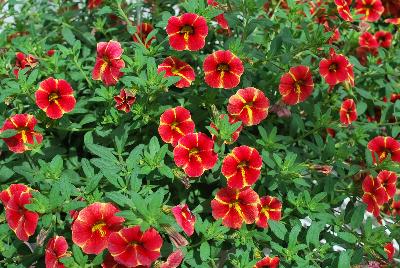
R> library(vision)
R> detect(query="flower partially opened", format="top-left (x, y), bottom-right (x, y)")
top-left (255, 196), bottom-right (282, 229)
top-left (166, 13), bottom-right (208, 51)
top-left (35, 77), bottom-right (76, 119)
top-left (377, 170), bottom-right (397, 202)
top-left (340, 99), bottom-right (357, 125)
top-left (45, 236), bottom-right (70, 268)
top-left (13, 52), bottom-right (38, 79)
top-left (0, 114), bottom-right (43, 153)
top-left (173, 132), bottom-right (218, 177)
top-left (71, 202), bottom-right (125, 254)
top-left (222, 146), bottom-right (262, 189)
top-left (133, 22), bottom-right (155, 48)
top-left (375, 31), bottom-right (392, 48)
top-left (171, 204), bottom-right (196, 236)
top-left (358, 32), bottom-right (379, 48)
top-left (367, 136), bottom-right (400, 164)
top-left (279, 65), bottom-right (314, 105)
top-left (158, 106), bottom-right (195, 146)
top-left (211, 187), bottom-right (259, 229)
top-left (384, 243), bottom-right (395, 261)
top-left (158, 56), bottom-right (196, 88)
top-left (227, 87), bottom-right (270, 126)
top-left (207, 0), bottom-right (230, 30)
top-left (355, 0), bottom-right (384, 21)
top-left (160, 250), bottom-right (184, 268)
top-left (114, 89), bottom-right (136, 113)
top-left (108, 226), bottom-right (163, 267)
top-left (385, 18), bottom-right (400, 25)
top-left (254, 256), bottom-right (280, 268)
top-left (362, 175), bottom-right (386, 217)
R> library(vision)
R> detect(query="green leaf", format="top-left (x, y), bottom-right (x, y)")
top-left (61, 26), bottom-right (76, 46)
top-left (338, 251), bottom-right (350, 268)
top-left (306, 222), bottom-right (325, 247)
top-left (268, 220), bottom-right (287, 240)
top-left (337, 232), bottom-right (357, 244)
top-left (350, 204), bottom-right (366, 229)
top-left (0, 129), bottom-right (17, 138)
top-left (288, 224), bottom-right (301, 249)
top-left (200, 242), bottom-right (210, 261)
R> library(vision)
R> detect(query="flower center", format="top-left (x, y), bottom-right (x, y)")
top-left (294, 80), bottom-right (304, 93)
top-left (329, 63), bottom-right (338, 72)
top-left (91, 221), bottom-right (107, 237)
top-left (48, 92), bottom-right (59, 102)
top-left (171, 121), bottom-right (179, 129)
top-left (180, 25), bottom-right (194, 35)
top-left (16, 126), bottom-right (29, 132)
top-left (237, 161), bottom-right (248, 168)
top-left (189, 147), bottom-right (199, 157)
top-left (217, 63), bottom-right (230, 72)
top-left (379, 150), bottom-right (388, 161)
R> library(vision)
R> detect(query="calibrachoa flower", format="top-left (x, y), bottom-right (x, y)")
top-left (384, 243), bottom-right (395, 261)
top-left (355, 0), bottom-right (384, 21)
top-left (114, 89), bottom-right (136, 113)
top-left (13, 52), bottom-right (38, 78)
top-left (158, 106), bottom-right (195, 146)
top-left (133, 22), bottom-right (155, 48)
top-left (71, 202), bottom-right (125, 254)
top-left (334, 0), bottom-right (353, 21)
top-left (45, 236), bottom-right (70, 268)
top-left (157, 56), bottom-right (196, 88)
top-left (385, 17), bottom-right (400, 24)
top-left (207, 0), bottom-right (230, 30)
top-left (101, 253), bottom-right (129, 268)
top-left (160, 250), bottom-right (184, 268)
top-left (203, 50), bottom-right (244, 89)
top-left (222, 146), bottom-right (262, 189)
top-left (88, 0), bottom-right (102, 9)
top-left (362, 175), bottom-right (386, 217)
top-left (171, 204), bottom-right (196, 236)
top-left (254, 256), bottom-right (280, 268)
top-left (35, 77), bottom-right (76, 119)
top-left (377, 170), bottom-right (397, 202)
top-left (278, 65), bottom-right (314, 105)
top-left (319, 49), bottom-right (352, 87)
top-left (0, 114), bottom-right (43, 153)
top-left (227, 87), bottom-right (270, 126)
top-left (166, 13), bottom-right (208, 51)
top-left (358, 32), bottom-right (379, 48)
top-left (108, 226), bottom-right (163, 267)
top-left (340, 99), bottom-right (357, 125)
top-left (367, 136), bottom-right (400, 163)
top-left (375, 31), bottom-right (393, 48)
top-left (92, 40), bottom-right (125, 86)
top-left (0, 184), bottom-right (39, 241)
top-left (173, 132), bottom-right (218, 177)
top-left (255, 196), bottom-right (282, 229)
top-left (211, 187), bottom-right (260, 229)
top-left (209, 114), bottom-right (243, 144)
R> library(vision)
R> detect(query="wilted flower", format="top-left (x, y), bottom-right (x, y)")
top-left (171, 204), bottom-right (196, 236)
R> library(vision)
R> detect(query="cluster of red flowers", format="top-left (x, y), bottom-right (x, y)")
top-left (335, 0), bottom-right (385, 22)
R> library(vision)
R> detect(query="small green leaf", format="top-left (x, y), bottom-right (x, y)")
top-left (268, 220), bottom-right (287, 240)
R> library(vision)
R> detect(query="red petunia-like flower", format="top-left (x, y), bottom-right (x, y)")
top-left (160, 250), bottom-right (184, 268)
top-left (375, 31), bottom-right (392, 48)
top-left (209, 114), bottom-right (243, 144)
top-left (384, 243), bottom-right (395, 261)
top-left (101, 253), bottom-right (130, 268)
top-left (254, 256), bottom-right (280, 268)
top-left (339, 99), bottom-right (357, 125)
top-left (222, 146), bottom-right (262, 189)
top-left (385, 17), bottom-right (400, 24)
top-left (133, 22), bottom-right (155, 48)
top-left (158, 106), bottom-right (195, 146)
top-left (355, 0), bottom-right (384, 22)
top-left (207, 0), bottom-right (230, 30)
top-left (211, 187), bottom-right (260, 229)
top-left (255, 196), bottom-right (282, 229)
top-left (92, 40), bottom-right (125, 86)
top-left (171, 204), bottom-right (196, 236)
top-left (108, 226), bottom-right (163, 267)
top-left (377, 170), bottom-right (397, 202)
top-left (13, 52), bottom-right (38, 79)
top-left (173, 132), bottom-right (218, 177)
top-left (319, 49), bottom-right (352, 86)
top-left (45, 236), bottom-right (70, 268)
top-left (0, 184), bottom-right (39, 241)
top-left (35, 77), bottom-right (76, 119)
top-left (359, 32), bottom-right (379, 48)
top-left (166, 13), bottom-right (208, 51)
top-left (362, 175), bottom-right (386, 217)
top-left (114, 89), bottom-right (136, 113)
top-left (88, 0), bottom-right (102, 9)
top-left (157, 57), bottom-right (196, 88)
top-left (367, 136), bottom-right (400, 164)
top-left (334, 0), bottom-right (353, 21)
top-left (203, 50), bottom-right (244, 89)
top-left (0, 114), bottom-right (43, 153)
top-left (71, 202), bottom-right (125, 254)
top-left (227, 87), bottom-right (270, 126)
top-left (279, 65), bottom-right (314, 105)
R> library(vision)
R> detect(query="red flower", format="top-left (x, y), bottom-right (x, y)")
top-left (254, 256), bottom-right (280, 268)
top-left (160, 250), bottom-right (184, 268)
top-left (0, 184), bottom-right (39, 241)
top-left (13, 52), bottom-right (38, 78)
top-left (71, 202), bottom-right (125, 254)
top-left (377, 170), bottom-right (397, 202)
top-left (227, 87), bottom-right (270, 126)
top-left (384, 243), bottom-right (395, 261)
top-left (157, 57), bottom-right (196, 88)
top-left (108, 226), bottom-right (163, 267)
top-left (356, 46), bottom-right (378, 66)
top-left (102, 253), bottom-right (130, 268)
top-left (358, 32), bottom-right (379, 48)
top-left (207, 0), bottom-right (230, 30)
top-left (158, 106), bottom-right (195, 146)
top-left (203, 50), bottom-right (244, 89)
top-left (92, 40), bottom-right (125, 86)
top-left (45, 236), bottom-right (70, 268)
top-left (114, 89), bottom-right (136, 113)
top-left (211, 187), bottom-right (260, 229)
top-left (171, 204), bottom-right (196, 236)
top-left (367, 136), bottom-right (400, 164)
top-left (339, 99), bottom-right (357, 125)
top-left (334, 0), bottom-right (353, 21)
top-left (222, 146), bottom-right (262, 189)
top-left (47, 50), bottom-right (55, 57)
top-left (209, 114), bottom-right (243, 144)
top-left (0, 114), bottom-right (43, 153)
top-left (133, 23), bottom-right (155, 48)
top-left (319, 49), bottom-right (352, 86)
top-left (385, 17), bottom-right (400, 24)
top-left (375, 31), bottom-right (392, 48)
top-left (391, 199), bottom-right (400, 216)
top-left (166, 13), bottom-right (208, 51)
top-left (355, 0), bottom-right (384, 21)
top-left (362, 175), bottom-right (386, 217)
top-left (279, 65), bottom-right (314, 105)
top-left (173, 132), bottom-right (218, 177)
top-left (88, 0), bottom-right (102, 9)
top-left (255, 196), bottom-right (282, 229)
top-left (35, 77), bottom-right (76, 119)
